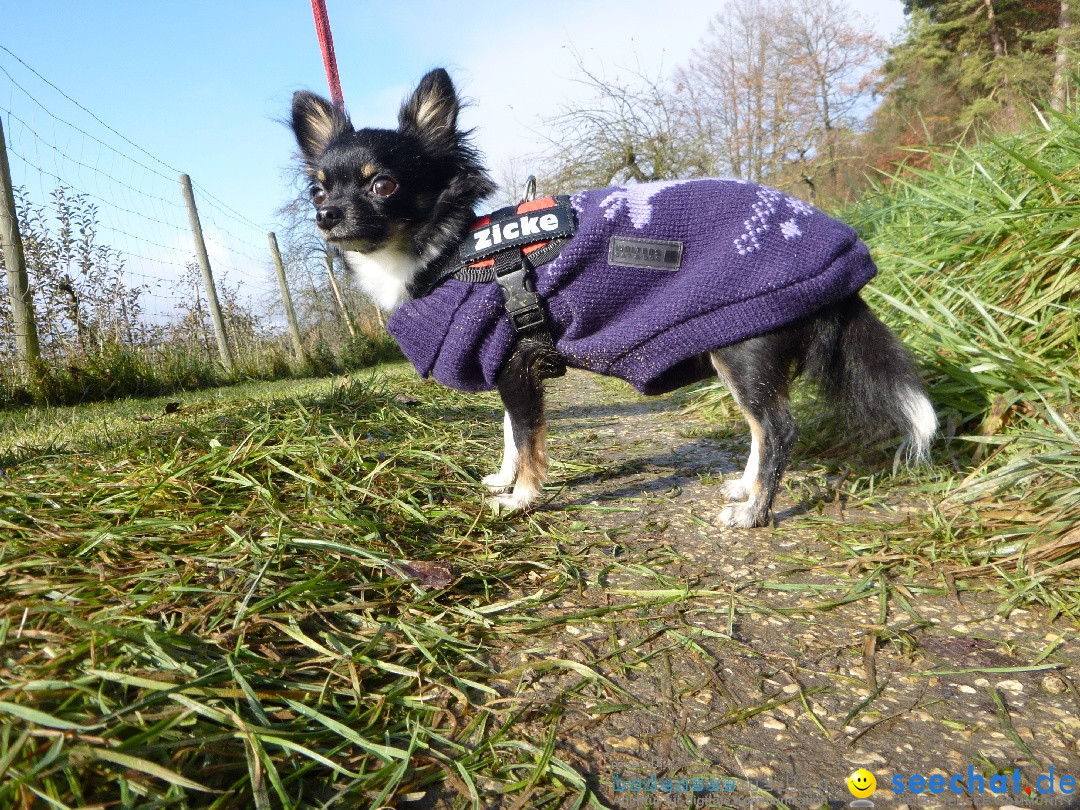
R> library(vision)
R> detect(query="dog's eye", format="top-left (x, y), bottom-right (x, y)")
top-left (310, 187), bottom-right (327, 206)
top-left (372, 177), bottom-right (397, 197)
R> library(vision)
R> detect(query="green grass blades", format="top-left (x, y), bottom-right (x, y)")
top-left (0, 371), bottom-right (591, 808)
top-left (852, 122), bottom-right (1080, 587)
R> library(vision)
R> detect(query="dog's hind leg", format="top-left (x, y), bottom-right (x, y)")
top-left (711, 378), bottom-right (761, 504)
top-left (487, 339), bottom-right (551, 511)
top-left (710, 343), bottom-right (799, 529)
top-left (708, 353), bottom-right (759, 503)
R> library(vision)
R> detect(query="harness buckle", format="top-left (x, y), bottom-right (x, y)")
top-left (494, 253), bottom-right (545, 335)
top-left (493, 249), bottom-right (566, 378)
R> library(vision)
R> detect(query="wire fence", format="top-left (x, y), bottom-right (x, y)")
top-left (0, 43), bottom-right (309, 397)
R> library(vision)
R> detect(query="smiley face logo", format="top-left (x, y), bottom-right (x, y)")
top-left (847, 769), bottom-right (877, 798)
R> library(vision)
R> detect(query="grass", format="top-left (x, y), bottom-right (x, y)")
top-left (0, 367), bottom-right (618, 807)
top-left (1, 360), bottom-right (1075, 805)
top-left (1, 331), bottom-right (402, 409)
top-left (0, 377), bottom-right (331, 466)
top-left (851, 113), bottom-right (1080, 603)
top-left (0, 362), bottom-right (910, 808)
top-left (4, 367), bottom-right (814, 807)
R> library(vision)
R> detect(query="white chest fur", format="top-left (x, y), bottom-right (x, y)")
top-left (341, 246), bottom-right (421, 312)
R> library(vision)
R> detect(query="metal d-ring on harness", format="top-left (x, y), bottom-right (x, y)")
top-left (522, 175), bottom-right (537, 203)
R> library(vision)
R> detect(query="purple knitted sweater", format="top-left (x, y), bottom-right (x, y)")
top-left (387, 179), bottom-right (877, 395)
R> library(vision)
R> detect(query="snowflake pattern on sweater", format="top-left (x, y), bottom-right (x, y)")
top-left (734, 185), bottom-right (816, 255)
top-left (593, 180), bottom-right (690, 228)
top-left (387, 179), bottom-right (877, 395)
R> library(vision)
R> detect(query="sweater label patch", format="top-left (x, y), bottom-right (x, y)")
top-left (608, 237), bottom-right (683, 271)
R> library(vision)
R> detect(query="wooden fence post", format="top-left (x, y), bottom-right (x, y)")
top-left (268, 232), bottom-right (307, 363)
top-left (179, 173), bottom-right (234, 374)
top-left (324, 249), bottom-right (356, 338)
top-left (0, 115), bottom-right (41, 381)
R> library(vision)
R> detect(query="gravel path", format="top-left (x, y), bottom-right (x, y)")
top-left (489, 370), bottom-right (1080, 809)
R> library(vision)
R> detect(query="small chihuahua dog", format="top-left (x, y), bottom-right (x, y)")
top-left (290, 69), bottom-right (936, 528)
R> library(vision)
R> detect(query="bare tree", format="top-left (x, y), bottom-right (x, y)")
top-left (537, 50), bottom-right (710, 193)
top-left (776, 0), bottom-right (885, 198)
top-left (497, 158), bottom-right (533, 207)
top-left (677, 0), bottom-right (802, 182)
top-left (652, 0), bottom-right (884, 201)
top-left (534, 0), bottom-right (884, 203)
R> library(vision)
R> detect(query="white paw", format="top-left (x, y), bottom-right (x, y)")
top-left (720, 479), bottom-right (750, 501)
top-left (485, 480), bottom-right (543, 513)
top-left (482, 472), bottom-right (514, 491)
top-left (719, 501), bottom-right (764, 529)
top-left (486, 492), bottom-right (532, 513)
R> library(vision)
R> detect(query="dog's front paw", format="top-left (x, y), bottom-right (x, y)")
top-left (485, 480), bottom-right (543, 513)
top-left (720, 479), bottom-right (750, 501)
top-left (482, 471), bottom-right (514, 491)
top-left (719, 501), bottom-right (768, 529)
top-left (485, 492), bottom-right (534, 513)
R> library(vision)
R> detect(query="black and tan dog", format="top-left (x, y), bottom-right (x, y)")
top-left (290, 69), bottom-right (936, 527)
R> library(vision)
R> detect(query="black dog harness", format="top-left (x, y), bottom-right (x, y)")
top-left (419, 196), bottom-right (577, 378)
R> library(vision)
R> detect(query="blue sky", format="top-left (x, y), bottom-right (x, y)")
top-left (1, 0), bottom-right (905, 302)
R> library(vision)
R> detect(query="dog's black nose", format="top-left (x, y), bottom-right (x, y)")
top-left (316, 205), bottom-right (344, 229)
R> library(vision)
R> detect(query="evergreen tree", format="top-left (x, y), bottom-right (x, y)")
top-left (873, 0), bottom-right (1063, 148)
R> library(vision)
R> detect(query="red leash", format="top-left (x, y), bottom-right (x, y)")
top-left (310, 0), bottom-right (344, 108)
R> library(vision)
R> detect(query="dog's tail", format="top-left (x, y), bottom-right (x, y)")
top-left (805, 294), bottom-right (937, 463)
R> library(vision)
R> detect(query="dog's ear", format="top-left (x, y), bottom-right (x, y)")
top-left (398, 68), bottom-right (460, 146)
top-left (291, 91), bottom-right (352, 164)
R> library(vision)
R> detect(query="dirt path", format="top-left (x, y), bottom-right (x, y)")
top-left (489, 370), bottom-right (1080, 809)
